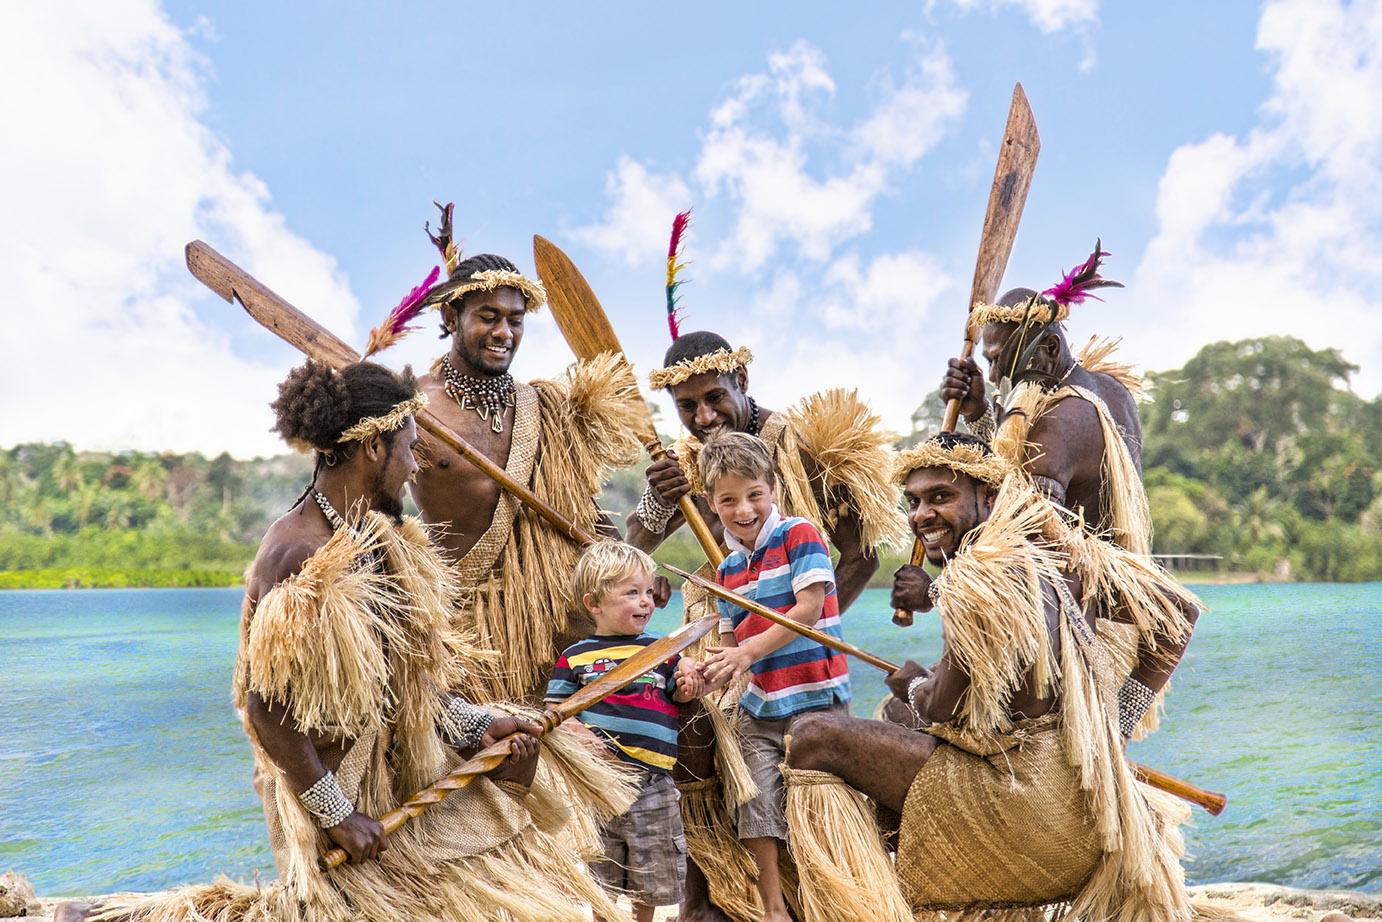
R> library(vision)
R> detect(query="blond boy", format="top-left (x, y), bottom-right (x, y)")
top-left (546, 542), bottom-right (706, 922)
top-left (698, 431), bottom-right (851, 922)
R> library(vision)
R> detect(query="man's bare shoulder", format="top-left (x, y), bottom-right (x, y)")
top-left (249, 512), bottom-right (330, 596)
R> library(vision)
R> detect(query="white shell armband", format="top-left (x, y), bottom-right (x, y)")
top-left (298, 771), bottom-right (354, 828)
top-left (441, 696), bottom-right (494, 749)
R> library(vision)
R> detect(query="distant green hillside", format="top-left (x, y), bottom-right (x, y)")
top-left (2, 335), bottom-right (1377, 588)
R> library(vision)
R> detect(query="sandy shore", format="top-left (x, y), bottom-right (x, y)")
top-left (5, 882), bottom-right (1378, 921)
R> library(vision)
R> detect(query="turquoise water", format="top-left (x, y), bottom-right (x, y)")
top-left (1, 584), bottom-right (1378, 896)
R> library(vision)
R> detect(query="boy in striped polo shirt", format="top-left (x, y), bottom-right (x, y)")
top-left (546, 541), bottom-right (706, 922)
top-left (699, 432), bottom-right (850, 922)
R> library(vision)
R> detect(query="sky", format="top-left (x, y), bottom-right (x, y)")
top-left (1, 0), bottom-right (1378, 458)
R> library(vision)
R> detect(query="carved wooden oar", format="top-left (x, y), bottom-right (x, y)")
top-left (534, 235), bottom-right (725, 567)
top-left (319, 613), bottom-right (718, 869)
top-left (664, 563), bottom-right (1226, 816)
top-left (896, 83), bottom-right (1041, 627)
top-left (185, 240), bottom-right (598, 548)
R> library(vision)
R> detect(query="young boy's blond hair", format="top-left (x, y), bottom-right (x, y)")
top-left (697, 431), bottom-right (775, 495)
top-left (572, 540), bottom-right (658, 609)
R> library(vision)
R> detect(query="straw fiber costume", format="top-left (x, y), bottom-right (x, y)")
top-left (426, 349), bottom-right (643, 701)
top-left (409, 204), bottom-right (645, 703)
top-left (638, 214), bottom-right (908, 922)
top-left (80, 361), bottom-right (635, 922)
top-left (90, 511), bottom-right (634, 922)
top-left (963, 243), bottom-right (1170, 739)
top-left (783, 441), bottom-right (1222, 922)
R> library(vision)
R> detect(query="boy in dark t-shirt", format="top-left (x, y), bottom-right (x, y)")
top-left (546, 542), bottom-right (705, 922)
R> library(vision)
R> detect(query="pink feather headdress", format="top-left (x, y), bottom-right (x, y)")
top-left (362, 265), bottom-right (441, 358)
top-left (1041, 239), bottom-right (1124, 308)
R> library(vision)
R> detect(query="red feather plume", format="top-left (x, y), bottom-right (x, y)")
top-left (1041, 238), bottom-right (1124, 308)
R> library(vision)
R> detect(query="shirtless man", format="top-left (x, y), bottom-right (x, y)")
top-left (410, 230), bottom-right (643, 702)
top-left (54, 360), bottom-right (633, 922)
top-left (785, 433), bottom-right (1203, 920)
top-left (938, 283), bottom-right (1144, 537)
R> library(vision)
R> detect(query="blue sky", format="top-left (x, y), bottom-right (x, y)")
top-left (2, 1), bottom-right (1377, 456)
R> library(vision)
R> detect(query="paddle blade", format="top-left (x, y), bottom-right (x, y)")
top-left (185, 241), bottom-right (360, 369)
top-left (533, 235), bottom-right (626, 362)
top-left (969, 83), bottom-right (1041, 309)
top-left (533, 235), bottom-right (660, 445)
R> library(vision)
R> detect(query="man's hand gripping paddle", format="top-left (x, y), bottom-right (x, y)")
top-left (185, 240), bottom-right (599, 549)
top-left (664, 564), bottom-right (1226, 816)
top-left (895, 83), bottom-right (1041, 627)
top-left (533, 235), bottom-right (725, 567)
top-left (318, 613), bottom-right (719, 870)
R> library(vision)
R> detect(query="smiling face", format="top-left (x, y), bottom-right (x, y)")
top-left (668, 369), bottom-right (753, 441)
top-left (443, 287), bottom-right (527, 376)
top-left (584, 568), bottom-right (658, 637)
top-left (902, 466), bottom-right (996, 565)
top-left (709, 472), bottom-right (776, 548)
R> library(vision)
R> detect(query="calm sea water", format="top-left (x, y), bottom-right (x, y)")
top-left (1, 583), bottom-right (1377, 897)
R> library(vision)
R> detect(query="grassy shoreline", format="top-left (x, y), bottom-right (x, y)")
top-left (0, 566), bottom-right (1300, 591)
top-left (0, 568), bottom-right (243, 590)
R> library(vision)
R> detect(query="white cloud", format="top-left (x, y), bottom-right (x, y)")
top-left (934, 0), bottom-right (1100, 33)
top-left (579, 38), bottom-right (968, 435)
top-left (577, 39), bottom-right (967, 273)
top-left (1119, 0), bottom-right (1382, 396)
top-left (570, 157), bottom-right (693, 266)
top-left (0, 2), bottom-right (360, 458)
top-left (695, 40), bottom-right (966, 270)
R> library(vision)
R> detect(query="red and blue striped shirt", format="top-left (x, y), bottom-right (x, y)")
top-left (716, 508), bottom-right (850, 720)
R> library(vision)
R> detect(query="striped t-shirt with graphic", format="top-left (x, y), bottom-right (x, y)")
top-left (544, 634), bottom-right (680, 774)
top-left (716, 511), bottom-right (850, 720)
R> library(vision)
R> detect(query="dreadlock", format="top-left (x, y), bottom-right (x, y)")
top-left (436, 253), bottom-right (522, 338)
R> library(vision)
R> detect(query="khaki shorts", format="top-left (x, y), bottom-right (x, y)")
top-left (737, 699), bottom-right (850, 841)
top-left (590, 771), bottom-right (686, 907)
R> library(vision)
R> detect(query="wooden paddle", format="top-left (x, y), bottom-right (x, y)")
top-left (664, 563), bottom-right (1227, 816)
top-left (319, 613), bottom-right (719, 869)
top-left (186, 240), bottom-right (599, 549)
top-left (534, 234), bottom-right (725, 566)
top-left (895, 83), bottom-right (1041, 627)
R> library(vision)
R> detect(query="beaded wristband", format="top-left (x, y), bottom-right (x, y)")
top-left (968, 403), bottom-right (997, 441)
top-left (1117, 677), bottom-right (1157, 739)
top-left (906, 675), bottom-right (928, 724)
top-left (635, 487), bottom-right (677, 534)
top-left (298, 771), bottom-right (354, 828)
top-left (441, 696), bottom-right (494, 750)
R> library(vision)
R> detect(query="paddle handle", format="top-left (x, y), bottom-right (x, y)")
top-left (892, 541), bottom-right (928, 626)
top-left (1132, 762), bottom-right (1227, 816)
top-left (417, 407), bottom-right (598, 549)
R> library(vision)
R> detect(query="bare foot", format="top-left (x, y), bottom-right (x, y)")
top-left (53, 901), bottom-right (95, 922)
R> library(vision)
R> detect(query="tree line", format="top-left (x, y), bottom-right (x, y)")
top-left (1, 335), bottom-right (1377, 588)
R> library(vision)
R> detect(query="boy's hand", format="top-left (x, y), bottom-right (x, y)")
top-left (673, 658), bottom-right (707, 701)
top-left (702, 645), bottom-right (754, 690)
top-left (646, 453), bottom-right (691, 506)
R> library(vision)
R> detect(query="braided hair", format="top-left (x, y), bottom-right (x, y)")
top-left (437, 253), bottom-right (521, 338)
